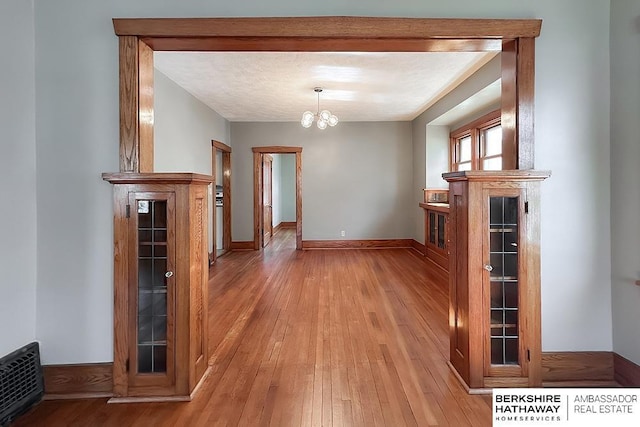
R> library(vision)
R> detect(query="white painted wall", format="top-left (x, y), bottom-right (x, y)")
top-left (30, 0), bottom-right (615, 363)
top-left (425, 125), bottom-right (450, 189)
top-left (610, 0), bottom-right (640, 365)
top-left (154, 70), bottom-right (230, 254)
top-left (231, 122), bottom-right (413, 241)
top-left (0, 0), bottom-right (37, 357)
top-left (280, 154), bottom-right (297, 222)
top-left (271, 154), bottom-right (282, 227)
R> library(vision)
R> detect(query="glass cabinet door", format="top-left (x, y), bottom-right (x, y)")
top-left (485, 193), bottom-right (524, 376)
top-left (129, 192), bottom-right (175, 388)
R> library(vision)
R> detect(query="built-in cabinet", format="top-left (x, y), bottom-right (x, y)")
top-left (425, 207), bottom-right (449, 271)
top-left (443, 170), bottom-right (549, 390)
top-left (103, 173), bottom-right (212, 400)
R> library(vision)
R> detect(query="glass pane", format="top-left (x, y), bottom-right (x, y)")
top-left (483, 125), bottom-right (502, 156)
top-left (428, 212), bottom-right (436, 244)
top-left (437, 214), bottom-right (446, 248)
top-left (137, 199), bottom-right (169, 374)
top-left (457, 162), bottom-right (472, 172)
top-left (138, 346), bottom-right (152, 373)
top-left (459, 136), bottom-right (472, 162)
top-left (489, 196), bottom-right (520, 366)
top-left (482, 157), bottom-right (502, 171)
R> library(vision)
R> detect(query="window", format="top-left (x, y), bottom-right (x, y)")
top-left (450, 110), bottom-right (502, 172)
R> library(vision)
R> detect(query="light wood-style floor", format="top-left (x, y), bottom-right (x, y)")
top-left (15, 229), bottom-right (492, 426)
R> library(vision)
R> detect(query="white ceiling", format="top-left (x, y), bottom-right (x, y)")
top-left (154, 51), bottom-right (497, 123)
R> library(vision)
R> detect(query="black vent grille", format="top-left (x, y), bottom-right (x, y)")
top-left (0, 342), bottom-right (44, 426)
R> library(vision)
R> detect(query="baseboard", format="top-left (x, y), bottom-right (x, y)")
top-left (230, 241), bottom-right (254, 250)
top-left (43, 362), bottom-right (113, 399)
top-left (411, 239), bottom-right (426, 255)
top-left (614, 352), bottom-right (640, 386)
top-left (302, 239), bottom-right (414, 250)
top-left (273, 222), bottom-right (296, 234)
top-left (541, 352), bottom-right (615, 386)
top-left (425, 256), bottom-right (448, 288)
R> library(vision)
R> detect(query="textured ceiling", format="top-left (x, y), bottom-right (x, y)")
top-left (154, 51), bottom-right (496, 123)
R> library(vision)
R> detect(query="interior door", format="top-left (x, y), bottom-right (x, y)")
top-left (262, 154), bottom-right (273, 247)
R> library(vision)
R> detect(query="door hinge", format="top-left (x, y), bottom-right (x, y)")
top-left (125, 358), bottom-right (130, 372)
top-left (125, 204), bottom-right (131, 218)
top-left (527, 349), bottom-right (531, 362)
top-left (524, 201), bottom-right (529, 214)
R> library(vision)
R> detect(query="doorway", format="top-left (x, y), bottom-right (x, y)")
top-left (211, 140), bottom-right (232, 262)
top-left (252, 146), bottom-right (303, 250)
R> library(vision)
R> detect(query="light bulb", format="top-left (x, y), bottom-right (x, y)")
top-left (320, 110), bottom-right (331, 121)
top-left (301, 118), bottom-right (312, 128)
top-left (317, 119), bottom-right (328, 130)
top-left (302, 111), bottom-right (314, 122)
top-left (328, 115), bottom-right (339, 127)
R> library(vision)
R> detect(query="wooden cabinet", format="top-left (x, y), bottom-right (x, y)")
top-left (424, 206), bottom-right (449, 271)
top-left (103, 173), bottom-right (212, 400)
top-left (443, 170), bottom-right (549, 391)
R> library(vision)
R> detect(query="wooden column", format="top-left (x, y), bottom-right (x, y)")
top-left (502, 38), bottom-right (536, 170)
top-left (119, 36), bottom-right (154, 173)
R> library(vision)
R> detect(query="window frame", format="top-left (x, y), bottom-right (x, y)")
top-left (449, 109), bottom-right (501, 172)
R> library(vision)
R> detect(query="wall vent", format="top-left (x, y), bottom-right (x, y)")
top-left (0, 342), bottom-right (44, 426)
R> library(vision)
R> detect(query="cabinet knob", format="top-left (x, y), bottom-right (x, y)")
top-left (165, 271), bottom-right (174, 278)
top-left (483, 264), bottom-right (493, 272)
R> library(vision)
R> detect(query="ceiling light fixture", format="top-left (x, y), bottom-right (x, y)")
top-left (301, 87), bottom-right (338, 129)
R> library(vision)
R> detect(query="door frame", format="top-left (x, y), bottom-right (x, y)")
top-left (261, 154), bottom-right (274, 247)
top-left (252, 147), bottom-right (303, 250)
top-left (211, 140), bottom-right (232, 262)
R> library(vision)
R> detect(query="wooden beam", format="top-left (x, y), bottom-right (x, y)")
top-left (113, 17), bottom-right (542, 39)
top-left (502, 38), bottom-right (536, 170)
top-left (118, 37), bottom-right (154, 172)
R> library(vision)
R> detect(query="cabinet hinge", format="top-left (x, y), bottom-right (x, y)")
top-left (125, 358), bottom-right (129, 372)
top-left (524, 201), bottom-right (529, 214)
top-left (527, 349), bottom-right (531, 362)
top-left (125, 204), bottom-right (131, 218)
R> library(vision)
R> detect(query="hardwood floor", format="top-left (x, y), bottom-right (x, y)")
top-left (15, 229), bottom-right (492, 426)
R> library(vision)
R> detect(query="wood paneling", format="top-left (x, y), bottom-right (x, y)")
top-left (230, 241), bottom-right (255, 250)
top-left (15, 229), bottom-right (493, 426)
top-left (43, 363), bottom-right (113, 399)
top-left (614, 353), bottom-right (640, 387)
top-left (113, 17), bottom-right (542, 39)
top-left (542, 352), bottom-right (615, 384)
top-left (302, 239), bottom-right (414, 249)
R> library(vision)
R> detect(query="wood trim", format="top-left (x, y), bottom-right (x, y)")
top-left (273, 221), bottom-right (296, 234)
top-left (230, 241), bottom-right (254, 250)
top-left (302, 239), bottom-right (414, 250)
top-left (541, 352), bottom-right (614, 384)
top-left (252, 146), bottom-right (303, 153)
top-left (411, 239), bottom-right (426, 255)
top-left (501, 39), bottom-right (517, 170)
top-left (443, 170), bottom-right (551, 182)
top-left (450, 109), bottom-right (501, 137)
top-left (419, 202), bottom-right (450, 214)
top-left (295, 152), bottom-right (302, 251)
top-left (43, 363), bottom-right (113, 399)
top-left (614, 353), bottom-right (640, 387)
top-left (253, 152), bottom-right (261, 250)
top-left (211, 139), bottom-right (231, 152)
top-left (113, 17), bottom-right (542, 39)
top-left (102, 172), bottom-right (214, 185)
top-left (222, 151), bottom-right (232, 254)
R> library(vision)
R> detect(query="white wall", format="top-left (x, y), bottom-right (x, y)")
top-left (280, 154), bottom-right (297, 222)
top-left (610, 0), bottom-right (640, 365)
top-left (30, 0), bottom-right (614, 364)
top-left (154, 70), bottom-right (230, 254)
top-left (425, 125), bottom-right (450, 189)
top-left (271, 154), bottom-right (282, 227)
top-left (231, 122), bottom-right (413, 241)
top-left (0, 0), bottom-right (37, 357)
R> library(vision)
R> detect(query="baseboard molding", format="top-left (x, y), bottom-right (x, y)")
top-left (43, 362), bottom-right (113, 399)
top-left (411, 239), bottom-right (426, 255)
top-left (302, 239), bottom-right (414, 250)
top-left (425, 256), bottom-right (448, 288)
top-left (230, 241), bottom-right (254, 250)
top-left (614, 353), bottom-right (640, 386)
top-left (273, 222), bottom-right (296, 234)
top-left (541, 352), bottom-right (615, 386)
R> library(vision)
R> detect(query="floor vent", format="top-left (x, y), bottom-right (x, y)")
top-left (0, 342), bottom-right (44, 426)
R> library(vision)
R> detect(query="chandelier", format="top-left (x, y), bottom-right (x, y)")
top-left (301, 87), bottom-right (339, 129)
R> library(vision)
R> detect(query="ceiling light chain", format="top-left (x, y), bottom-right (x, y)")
top-left (301, 87), bottom-right (338, 129)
